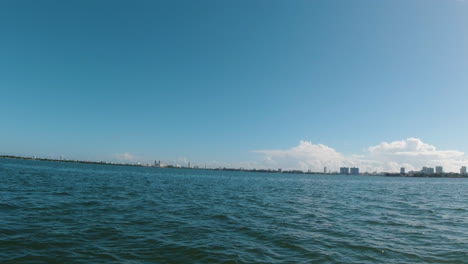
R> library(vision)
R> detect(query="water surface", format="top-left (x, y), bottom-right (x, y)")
top-left (1, 158), bottom-right (468, 263)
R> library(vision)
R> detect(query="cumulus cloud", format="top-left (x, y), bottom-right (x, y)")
top-left (253, 138), bottom-right (468, 173)
top-left (254, 141), bottom-right (350, 171)
top-left (114, 152), bottom-right (137, 162)
top-left (367, 138), bottom-right (466, 172)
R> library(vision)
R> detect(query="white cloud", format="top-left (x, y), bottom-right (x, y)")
top-left (253, 140), bottom-right (358, 172)
top-left (114, 152), bottom-right (137, 162)
top-left (367, 138), bottom-right (466, 172)
top-left (253, 138), bottom-right (468, 173)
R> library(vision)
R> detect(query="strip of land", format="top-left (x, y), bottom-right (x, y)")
top-left (1, 155), bottom-right (467, 178)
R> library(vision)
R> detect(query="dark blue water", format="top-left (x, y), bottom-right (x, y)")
top-left (1, 158), bottom-right (468, 263)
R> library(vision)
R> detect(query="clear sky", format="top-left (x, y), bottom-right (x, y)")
top-left (1, 0), bottom-right (467, 171)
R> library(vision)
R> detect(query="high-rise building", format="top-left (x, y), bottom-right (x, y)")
top-left (340, 167), bottom-right (350, 175)
top-left (400, 167), bottom-right (405, 174)
top-left (350, 167), bottom-right (359, 175)
top-left (324, 167), bottom-right (327, 174)
top-left (461, 166), bottom-right (467, 175)
top-left (154, 160), bottom-right (161, 167)
top-left (422, 167), bottom-right (435, 174)
top-left (435, 166), bottom-right (443, 174)
top-left (188, 161), bottom-right (191, 168)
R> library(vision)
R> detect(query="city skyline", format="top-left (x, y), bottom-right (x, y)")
top-left (4, 152), bottom-right (468, 178)
top-left (1, 1), bottom-right (468, 172)
top-left (5, 137), bottom-right (468, 174)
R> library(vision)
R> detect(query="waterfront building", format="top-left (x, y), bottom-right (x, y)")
top-left (350, 167), bottom-right (359, 175)
top-left (340, 167), bottom-right (350, 175)
top-left (461, 166), bottom-right (467, 175)
top-left (324, 167), bottom-right (327, 174)
top-left (422, 167), bottom-right (435, 174)
top-left (188, 161), bottom-right (191, 168)
top-left (436, 166), bottom-right (443, 174)
top-left (400, 167), bottom-right (405, 174)
top-left (154, 160), bottom-right (161, 167)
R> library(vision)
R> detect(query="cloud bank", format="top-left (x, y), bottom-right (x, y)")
top-left (254, 138), bottom-right (468, 173)
top-left (114, 152), bottom-right (137, 162)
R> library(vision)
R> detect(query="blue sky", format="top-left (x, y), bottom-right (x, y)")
top-left (1, 0), bottom-right (467, 170)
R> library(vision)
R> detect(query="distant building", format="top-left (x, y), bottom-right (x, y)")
top-left (340, 167), bottom-right (350, 175)
top-left (422, 167), bottom-right (435, 174)
top-left (278, 168), bottom-right (282, 172)
top-left (324, 167), bottom-right (327, 174)
top-left (350, 167), bottom-right (359, 175)
top-left (435, 166), bottom-right (443, 174)
top-left (154, 160), bottom-right (161, 167)
top-left (461, 166), bottom-right (467, 175)
top-left (400, 167), bottom-right (405, 174)
top-left (188, 161), bottom-right (191, 168)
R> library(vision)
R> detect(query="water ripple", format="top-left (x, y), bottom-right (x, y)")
top-left (1, 158), bottom-right (468, 263)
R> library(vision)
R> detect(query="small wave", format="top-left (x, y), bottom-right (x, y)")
top-left (0, 203), bottom-right (19, 209)
top-left (211, 214), bottom-right (230, 221)
top-left (80, 201), bottom-right (100, 206)
top-left (51, 192), bottom-right (71, 196)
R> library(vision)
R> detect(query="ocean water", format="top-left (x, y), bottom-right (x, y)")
top-left (1, 158), bottom-right (468, 264)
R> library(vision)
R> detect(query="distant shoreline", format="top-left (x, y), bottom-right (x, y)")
top-left (1, 155), bottom-right (467, 178)
top-left (0, 155), bottom-right (140, 167)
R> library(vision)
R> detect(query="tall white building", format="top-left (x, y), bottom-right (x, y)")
top-left (422, 167), bottom-right (435, 174)
top-left (461, 166), bottom-right (467, 175)
top-left (436, 166), bottom-right (443, 174)
top-left (340, 167), bottom-right (349, 175)
top-left (350, 167), bottom-right (359, 175)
